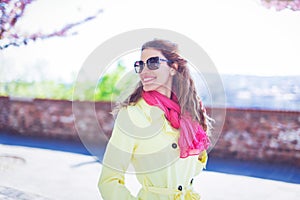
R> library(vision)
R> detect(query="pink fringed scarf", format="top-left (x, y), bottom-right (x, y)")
top-left (142, 90), bottom-right (210, 158)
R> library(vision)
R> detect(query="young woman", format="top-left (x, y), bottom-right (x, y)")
top-left (98, 39), bottom-right (212, 200)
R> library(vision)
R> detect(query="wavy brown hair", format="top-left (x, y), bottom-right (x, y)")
top-left (120, 39), bottom-right (212, 133)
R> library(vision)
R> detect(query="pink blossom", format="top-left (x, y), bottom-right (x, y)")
top-left (261, 0), bottom-right (300, 11)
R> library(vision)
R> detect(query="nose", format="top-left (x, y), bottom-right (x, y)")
top-left (140, 63), bottom-right (150, 74)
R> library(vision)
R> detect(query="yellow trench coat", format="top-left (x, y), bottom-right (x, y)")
top-left (98, 98), bottom-right (208, 200)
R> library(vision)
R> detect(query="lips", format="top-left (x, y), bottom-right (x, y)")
top-left (141, 75), bottom-right (156, 84)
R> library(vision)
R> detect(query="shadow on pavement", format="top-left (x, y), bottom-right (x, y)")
top-left (1, 131), bottom-right (300, 184)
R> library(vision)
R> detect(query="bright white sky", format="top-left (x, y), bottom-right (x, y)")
top-left (1, 0), bottom-right (300, 82)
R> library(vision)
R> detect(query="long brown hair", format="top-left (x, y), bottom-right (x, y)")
top-left (120, 39), bottom-right (212, 133)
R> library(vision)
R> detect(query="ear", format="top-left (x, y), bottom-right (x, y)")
top-left (172, 63), bottom-right (178, 70)
top-left (169, 68), bottom-right (177, 76)
top-left (170, 63), bottom-right (178, 76)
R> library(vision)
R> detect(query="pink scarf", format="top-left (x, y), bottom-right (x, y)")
top-left (142, 90), bottom-right (210, 158)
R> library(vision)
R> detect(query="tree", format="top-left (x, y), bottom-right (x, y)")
top-left (0, 0), bottom-right (102, 50)
top-left (261, 0), bottom-right (300, 11)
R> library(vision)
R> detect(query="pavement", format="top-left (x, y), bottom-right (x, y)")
top-left (0, 185), bottom-right (50, 200)
top-left (0, 133), bottom-right (300, 200)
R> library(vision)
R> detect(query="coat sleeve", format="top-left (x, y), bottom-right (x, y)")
top-left (98, 108), bottom-right (138, 200)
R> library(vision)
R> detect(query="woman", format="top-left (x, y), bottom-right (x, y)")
top-left (98, 39), bottom-right (212, 200)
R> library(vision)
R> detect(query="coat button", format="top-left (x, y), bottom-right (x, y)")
top-left (178, 185), bottom-right (182, 191)
top-left (172, 143), bottom-right (177, 149)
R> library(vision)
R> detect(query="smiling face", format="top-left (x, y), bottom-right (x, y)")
top-left (139, 48), bottom-right (175, 97)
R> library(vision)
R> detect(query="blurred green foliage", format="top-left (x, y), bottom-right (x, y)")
top-left (94, 63), bottom-right (126, 101)
top-left (0, 81), bottom-right (73, 99)
top-left (0, 62), bottom-right (138, 101)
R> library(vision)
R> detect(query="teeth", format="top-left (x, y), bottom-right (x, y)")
top-left (143, 77), bottom-right (155, 82)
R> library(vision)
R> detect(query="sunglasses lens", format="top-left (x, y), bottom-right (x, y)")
top-left (134, 57), bottom-right (162, 73)
top-left (146, 57), bottom-right (160, 70)
top-left (134, 61), bottom-right (144, 73)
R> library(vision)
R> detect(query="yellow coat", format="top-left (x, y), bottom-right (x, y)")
top-left (98, 98), bottom-right (208, 200)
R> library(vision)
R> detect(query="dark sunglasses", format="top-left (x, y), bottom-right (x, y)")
top-left (134, 56), bottom-right (170, 73)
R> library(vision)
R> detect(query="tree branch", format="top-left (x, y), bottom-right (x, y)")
top-left (0, 0), bottom-right (103, 50)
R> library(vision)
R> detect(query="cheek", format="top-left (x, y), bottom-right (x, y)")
top-left (158, 74), bottom-right (170, 82)
top-left (156, 69), bottom-right (171, 82)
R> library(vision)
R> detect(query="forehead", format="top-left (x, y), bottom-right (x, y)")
top-left (141, 48), bottom-right (164, 61)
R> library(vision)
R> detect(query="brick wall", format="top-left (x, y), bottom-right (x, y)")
top-left (0, 96), bottom-right (299, 165)
top-left (0, 97), bottom-right (114, 142)
top-left (210, 108), bottom-right (300, 165)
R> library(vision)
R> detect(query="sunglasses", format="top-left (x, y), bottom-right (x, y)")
top-left (134, 56), bottom-right (170, 73)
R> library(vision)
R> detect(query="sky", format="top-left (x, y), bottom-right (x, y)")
top-left (1, 0), bottom-right (300, 83)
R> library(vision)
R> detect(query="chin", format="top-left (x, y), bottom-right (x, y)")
top-left (142, 84), bottom-right (158, 92)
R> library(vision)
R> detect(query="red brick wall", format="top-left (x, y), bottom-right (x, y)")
top-left (210, 108), bottom-right (300, 165)
top-left (0, 97), bottom-right (299, 165)
top-left (0, 97), bottom-right (114, 141)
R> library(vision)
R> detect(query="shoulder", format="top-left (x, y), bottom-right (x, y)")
top-left (116, 98), bottom-right (164, 127)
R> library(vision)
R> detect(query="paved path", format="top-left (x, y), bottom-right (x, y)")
top-left (1, 143), bottom-right (300, 200)
top-left (0, 186), bottom-right (50, 200)
top-left (0, 144), bottom-right (102, 200)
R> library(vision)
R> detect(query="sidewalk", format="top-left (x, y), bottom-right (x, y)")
top-left (0, 144), bottom-right (102, 200)
top-left (0, 143), bottom-right (299, 200)
top-left (0, 186), bottom-right (50, 200)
